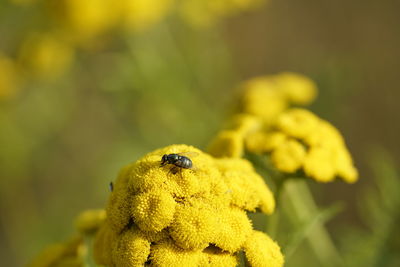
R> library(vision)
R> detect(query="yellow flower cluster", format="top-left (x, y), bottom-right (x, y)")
top-left (94, 144), bottom-right (283, 267)
top-left (47, 0), bottom-right (173, 40)
top-left (28, 209), bottom-right (106, 267)
top-left (178, 0), bottom-right (266, 27)
top-left (4, 0), bottom-right (268, 98)
top-left (28, 236), bottom-right (85, 267)
top-left (240, 72), bottom-right (318, 122)
top-left (208, 73), bottom-right (358, 183)
top-left (18, 33), bottom-right (75, 80)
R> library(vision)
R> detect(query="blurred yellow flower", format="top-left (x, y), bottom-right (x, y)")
top-left (247, 109), bottom-right (358, 183)
top-left (27, 236), bottom-right (85, 267)
top-left (119, 0), bottom-right (174, 32)
top-left (178, 0), bottom-right (265, 27)
top-left (18, 33), bottom-right (74, 79)
top-left (94, 144), bottom-right (282, 266)
top-left (270, 139), bottom-right (306, 173)
top-left (209, 73), bottom-right (357, 183)
top-left (74, 209), bottom-right (106, 235)
top-left (47, 0), bottom-right (120, 41)
top-left (0, 54), bottom-right (20, 99)
top-left (240, 72), bottom-right (318, 122)
top-left (274, 72), bottom-right (318, 105)
top-left (207, 130), bottom-right (244, 158)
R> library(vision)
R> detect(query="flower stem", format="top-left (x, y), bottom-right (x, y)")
top-left (284, 180), bottom-right (344, 267)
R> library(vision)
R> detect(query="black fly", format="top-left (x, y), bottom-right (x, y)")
top-left (160, 152), bottom-right (198, 174)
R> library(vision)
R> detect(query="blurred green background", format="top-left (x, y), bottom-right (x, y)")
top-left (0, 0), bottom-right (399, 266)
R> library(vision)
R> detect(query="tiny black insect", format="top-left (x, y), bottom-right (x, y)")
top-left (109, 182), bottom-right (114, 192)
top-left (160, 153), bottom-right (193, 170)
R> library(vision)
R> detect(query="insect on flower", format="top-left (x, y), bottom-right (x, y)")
top-left (160, 152), bottom-right (198, 174)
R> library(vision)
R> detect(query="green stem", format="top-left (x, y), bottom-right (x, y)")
top-left (284, 180), bottom-right (344, 267)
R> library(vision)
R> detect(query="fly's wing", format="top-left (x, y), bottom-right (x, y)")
top-left (177, 151), bottom-right (199, 170)
top-left (177, 151), bottom-right (199, 158)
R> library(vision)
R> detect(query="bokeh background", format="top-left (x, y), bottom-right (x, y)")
top-left (0, 0), bottom-right (399, 266)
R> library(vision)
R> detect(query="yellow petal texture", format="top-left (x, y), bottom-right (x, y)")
top-left (150, 239), bottom-right (205, 267)
top-left (74, 209), bottom-right (106, 235)
top-left (93, 144), bottom-right (280, 266)
top-left (112, 227), bottom-right (151, 267)
top-left (169, 202), bottom-right (218, 250)
top-left (93, 222), bottom-right (117, 266)
top-left (201, 246), bottom-right (239, 266)
top-left (243, 230), bottom-right (284, 267)
top-left (131, 190), bottom-right (176, 232)
top-left (212, 207), bottom-right (253, 252)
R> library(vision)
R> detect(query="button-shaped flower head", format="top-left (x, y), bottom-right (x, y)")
top-left (94, 144), bottom-right (283, 267)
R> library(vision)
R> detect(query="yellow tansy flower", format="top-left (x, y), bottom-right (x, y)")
top-left (94, 144), bottom-right (282, 267)
top-left (207, 130), bottom-right (244, 158)
top-left (240, 72), bottom-right (318, 123)
top-left (274, 72), bottom-right (317, 105)
top-left (244, 108), bottom-right (358, 183)
top-left (28, 236), bottom-right (85, 267)
top-left (178, 0), bottom-right (264, 27)
top-left (245, 130), bottom-right (287, 154)
top-left (241, 77), bottom-right (288, 121)
top-left (112, 227), bottom-right (151, 267)
top-left (270, 139), bottom-right (307, 173)
top-left (18, 33), bottom-right (74, 79)
top-left (243, 230), bottom-right (284, 267)
top-left (119, 0), bottom-right (173, 32)
top-left (74, 209), bottom-right (106, 235)
top-left (47, 0), bottom-right (120, 41)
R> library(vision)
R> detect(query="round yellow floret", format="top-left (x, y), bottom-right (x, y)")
top-left (132, 190), bottom-right (176, 232)
top-left (243, 230), bottom-right (284, 267)
top-left (245, 130), bottom-right (287, 154)
top-left (274, 72), bottom-right (317, 105)
top-left (271, 139), bottom-right (306, 173)
top-left (74, 209), bottom-right (106, 235)
top-left (241, 77), bottom-right (288, 121)
top-left (276, 108), bottom-right (319, 139)
top-left (169, 202), bottom-right (218, 250)
top-left (150, 239), bottom-right (205, 267)
top-left (207, 130), bottom-right (244, 158)
top-left (212, 207), bottom-right (253, 252)
top-left (93, 222), bottom-right (117, 266)
top-left (303, 147), bottom-right (336, 182)
top-left (112, 228), bottom-right (151, 267)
